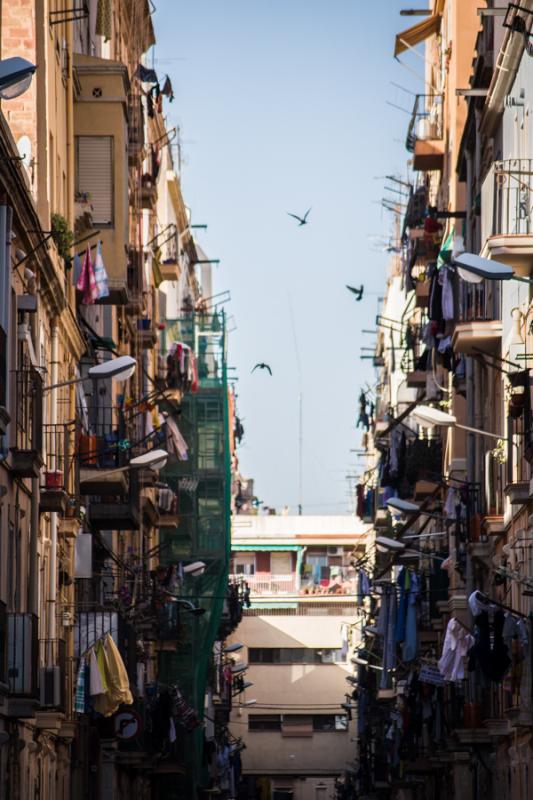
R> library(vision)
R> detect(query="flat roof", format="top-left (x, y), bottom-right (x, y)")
top-left (232, 514), bottom-right (370, 547)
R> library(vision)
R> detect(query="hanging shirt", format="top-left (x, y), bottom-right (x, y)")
top-left (440, 267), bottom-right (454, 320)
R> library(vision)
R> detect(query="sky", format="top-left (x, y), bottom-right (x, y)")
top-left (153, 0), bottom-right (421, 514)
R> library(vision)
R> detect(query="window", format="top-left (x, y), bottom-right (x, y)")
top-left (248, 648), bottom-right (345, 664)
top-left (75, 136), bottom-right (114, 225)
top-left (273, 792), bottom-right (293, 800)
top-left (248, 714), bottom-right (281, 731)
top-left (249, 714), bottom-right (348, 735)
top-left (234, 552), bottom-right (255, 576)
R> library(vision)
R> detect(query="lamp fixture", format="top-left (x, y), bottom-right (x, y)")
top-left (224, 642), bottom-right (244, 654)
top-left (183, 561), bottom-right (206, 576)
top-left (43, 355), bottom-right (137, 393)
top-left (0, 57), bottom-right (36, 100)
top-left (167, 598), bottom-right (206, 616)
top-left (411, 404), bottom-right (504, 441)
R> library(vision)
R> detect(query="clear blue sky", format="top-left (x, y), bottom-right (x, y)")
top-left (153, 0), bottom-right (420, 513)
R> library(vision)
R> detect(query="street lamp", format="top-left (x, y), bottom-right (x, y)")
top-left (0, 57), bottom-right (36, 100)
top-left (43, 355), bottom-right (136, 392)
top-left (183, 561), bottom-right (206, 576)
top-left (351, 653), bottom-right (383, 671)
top-left (411, 404), bottom-right (503, 441)
top-left (89, 448), bottom-right (169, 479)
top-left (375, 536), bottom-right (446, 562)
top-left (224, 642), bottom-right (244, 654)
top-left (167, 598), bottom-right (206, 616)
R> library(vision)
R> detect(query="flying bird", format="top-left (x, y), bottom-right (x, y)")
top-left (287, 208), bottom-right (311, 226)
top-left (252, 363), bottom-right (272, 375)
top-left (346, 284), bottom-right (364, 301)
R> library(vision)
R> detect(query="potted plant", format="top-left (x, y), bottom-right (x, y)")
top-left (51, 213), bottom-right (74, 266)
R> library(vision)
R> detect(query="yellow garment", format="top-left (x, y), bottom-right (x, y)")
top-left (95, 640), bottom-right (109, 692)
top-left (92, 640), bottom-right (114, 716)
top-left (103, 634), bottom-right (133, 708)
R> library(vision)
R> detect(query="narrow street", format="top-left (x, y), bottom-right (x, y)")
top-left (0, 1), bottom-right (532, 799)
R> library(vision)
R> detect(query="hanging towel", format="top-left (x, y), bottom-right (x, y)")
top-left (89, 648), bottom-right (104, 696)
top-left (75, 661), bottom-right (87, 712)
top-left (165, 415), bottom-right (189, 461)
top-left (76, 245), bottom-right (98, 304)
top-left (94, 241), bottom-right (109, 300)
top-left (95, 0), bottom-right (112, 41)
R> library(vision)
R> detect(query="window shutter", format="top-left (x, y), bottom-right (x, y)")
top-left (76, 136), bottom-right (113, 225)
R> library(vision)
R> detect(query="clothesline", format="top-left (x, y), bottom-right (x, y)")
top-left (472, 589), bottom-right (529, 620)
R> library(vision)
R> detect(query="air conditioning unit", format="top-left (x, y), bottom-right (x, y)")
top-left (327, 546), bottom-right (344, 557)
top-left (39, 666), bottom-right (62, 708)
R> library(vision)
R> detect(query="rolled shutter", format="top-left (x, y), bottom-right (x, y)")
top-left (76, 136), bottom-right (113, 225)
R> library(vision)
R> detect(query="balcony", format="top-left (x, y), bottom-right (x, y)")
top-left (452, 282), bottom-right (502, 355)
top-left (406, 94), bottom-right (444, 172)
top-left (6, 612), bottom-right (38, 717)
top-left (159, 257), bottom-right (180, 282)
top-left (140, 174), bottom-right (157, 209)
top-left (40, 423), bottom-right (78, 514)
top-left (137, 318), bottom-right (158, 349)
top-left (481, 159), bottom-right (533, 274)
top-left (11, 368), bottom-right (43, 478)
top-left (74, 54), bottom-right (130, 305)
top-left (78, 404), bottom-right (133, 495)
top-left (236, 573), bottom-right (298, 596)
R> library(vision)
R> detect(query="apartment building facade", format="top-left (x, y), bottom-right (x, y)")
top-left (349, 2), bottom-right (533, 800)
top-left (0, 2), bottom-right (237, 799)
top-left (229, 515), bottom-right (370, 800)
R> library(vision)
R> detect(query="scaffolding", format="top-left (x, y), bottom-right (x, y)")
top-left (158, 312), bottom-right (231, 796)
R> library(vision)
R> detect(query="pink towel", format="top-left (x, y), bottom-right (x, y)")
top-left (76, 245), bottom-right (99, 304)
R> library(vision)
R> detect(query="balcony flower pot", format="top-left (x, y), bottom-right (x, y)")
top-left (44, 470), bottom-right (63, 490)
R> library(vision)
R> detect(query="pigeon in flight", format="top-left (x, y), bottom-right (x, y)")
top-left (346, 284), bottom-right (364, 301)
top-left (287, 208), bottom-right (311, 226)
top-left (252, 363), bottom-right (272, 375)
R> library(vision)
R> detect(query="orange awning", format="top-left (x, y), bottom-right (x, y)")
top-left (394, 14), bottom-right (441, 58)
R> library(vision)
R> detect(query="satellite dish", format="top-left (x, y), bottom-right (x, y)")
top-left (454, 252), bottom-right (514, 281)
top-left (17, 135), bottom-right (32, 169)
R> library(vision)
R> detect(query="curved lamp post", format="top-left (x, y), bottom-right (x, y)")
top-left (44, 355), bottom-right (137, 392)
top-left (410, 404), bottom-right (503, 441)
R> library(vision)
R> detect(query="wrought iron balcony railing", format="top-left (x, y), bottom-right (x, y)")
top-left (482, 158), bottom-right (533, 237)
top-left (406, 94), bottom-right (443, 153)
top-left (11, 368), bottom-right (43, 477)
top-left (7, 612), bottom-right (38, 697)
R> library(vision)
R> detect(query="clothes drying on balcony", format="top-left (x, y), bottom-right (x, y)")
top-left (166, 341), bottom-right (198, 393)
top-left (438, 618), bottom-right (474, 682)
top-left (74, 633), bottom-right (133, 716)
top-left (164, 413), bottom-right (189, 460)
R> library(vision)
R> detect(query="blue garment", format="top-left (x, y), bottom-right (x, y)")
top-left (381, 585), bottom-right (397, 689)
top-left (395, 567), bottom-right (408, 644)
top-left (403, 571), bottom-right (420, 662)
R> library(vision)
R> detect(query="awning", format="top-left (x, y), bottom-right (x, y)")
top-left (232, 544), bottom-right (302, 552)
top-left (394, 15), bottom-right (441, 58)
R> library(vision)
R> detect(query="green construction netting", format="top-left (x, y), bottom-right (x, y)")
top-left (157, 313), bottom-right (231, 798)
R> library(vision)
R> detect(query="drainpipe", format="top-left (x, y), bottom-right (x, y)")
top-left (48, 321), bottom-right (59, 643)
top-left (27, 301), bottom-right (40, 617)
